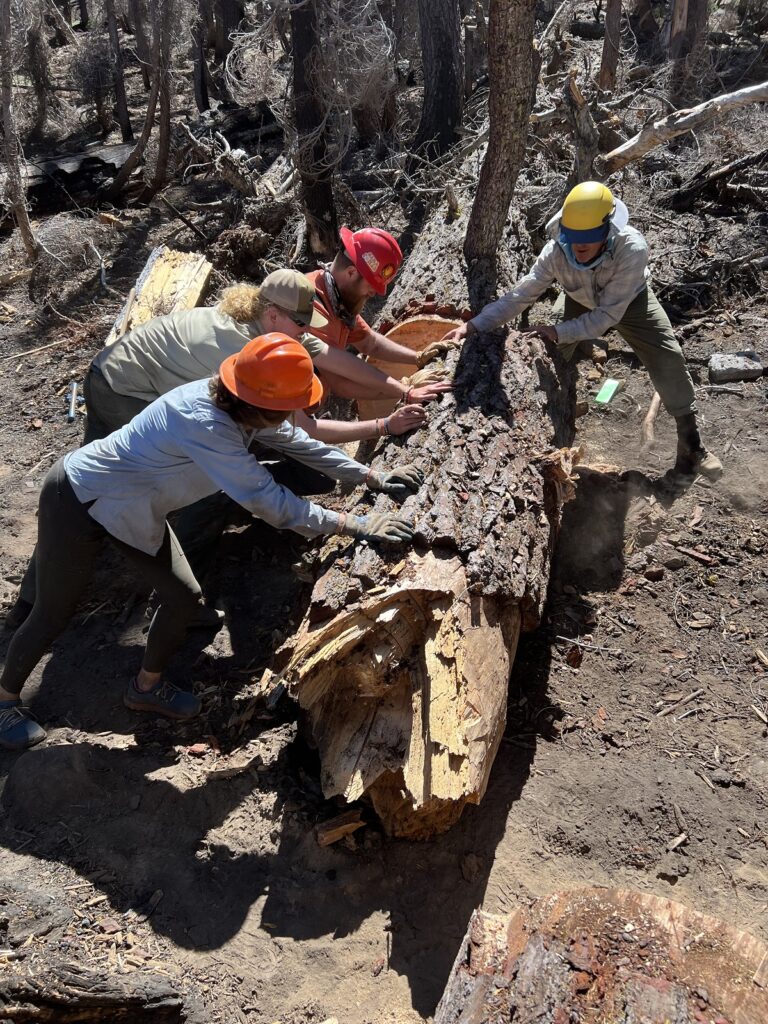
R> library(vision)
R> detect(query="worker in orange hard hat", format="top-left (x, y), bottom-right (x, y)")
top-left (304, 226), bottom-right (453, 404)
top-left (0, 334), bottom-right (424, 752)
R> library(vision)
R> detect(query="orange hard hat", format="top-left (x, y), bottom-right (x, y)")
top-left (219, 333), bottom-right (324, 411)
top-left (339, 226), bottom-right (402, 295)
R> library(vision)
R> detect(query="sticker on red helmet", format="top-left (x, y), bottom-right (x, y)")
top-left (362, 251), bottom-right (380, 273)
top-left (381, 264), bottom-right (395, 280)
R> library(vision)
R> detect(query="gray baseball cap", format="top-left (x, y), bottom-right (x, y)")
top-left (260, 269), bottom-right (328, 329)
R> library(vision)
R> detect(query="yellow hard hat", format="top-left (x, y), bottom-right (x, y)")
top-left (560, 182), bottom-right (615, 243)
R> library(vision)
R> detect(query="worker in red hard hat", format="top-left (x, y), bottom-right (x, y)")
top-left (305, 227), bottom-right (452, 405)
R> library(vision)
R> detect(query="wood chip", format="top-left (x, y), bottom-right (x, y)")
top-left (695, 770), bottom-right (716, 791)
top-left (315, 809), bottom-right (366, 847)
top-left (667, 832), bottom-right (688, 852)
top-left (750, 704), bottom-right (768, 725)
top-left (675, 545), bottom-right (715, 566)
top-left (755, 648), bottom-right (768, 668)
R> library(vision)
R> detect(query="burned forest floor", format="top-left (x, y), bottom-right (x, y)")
top-left (1, 111), bottom-right (768, 1024)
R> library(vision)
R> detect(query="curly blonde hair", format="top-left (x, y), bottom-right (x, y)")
top-left (218, 284), bottom-right (269, 324)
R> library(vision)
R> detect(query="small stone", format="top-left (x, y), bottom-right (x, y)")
top-left (644, 566), bottom-right (665, 582)
top-left (708, 350), bottom-right (763, 383)
top-left (711, 768), bottom-right (732, 787)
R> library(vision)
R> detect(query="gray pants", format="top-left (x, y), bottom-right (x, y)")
top-left (554, 286), bottom-right (697, 418)
top-left (83, 365), bottom-right (150, 444)
top-left (2, 460), bottom-right (202, 696)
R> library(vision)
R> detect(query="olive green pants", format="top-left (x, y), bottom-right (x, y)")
top-left (554, 286), bottom-right (697, 417)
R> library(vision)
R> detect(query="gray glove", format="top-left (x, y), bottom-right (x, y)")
top-left (366, 464), bottom-right (424, 498)
top-left (344, 513), bottom-right (414, 543)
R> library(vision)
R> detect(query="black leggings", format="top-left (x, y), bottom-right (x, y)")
top-left (1, 460), bottom-right (202, 696)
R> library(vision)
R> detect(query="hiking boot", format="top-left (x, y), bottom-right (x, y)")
top-left (3, 598), bottom-right (33, 632)
top-left (123, 678), bottom-right (202, 720)
top-left (674, 447), bottom-right (723, 481)
top-left (0, 700), bottom-right (46, 751)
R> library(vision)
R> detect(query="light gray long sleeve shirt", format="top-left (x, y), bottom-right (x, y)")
top-left (64, 379), bottom-right (367, 554)
top-left (471, 214), bottom-right (651, 345)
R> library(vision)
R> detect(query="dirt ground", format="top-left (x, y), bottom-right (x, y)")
top-left (1, 41), bottom-right (768, 1019)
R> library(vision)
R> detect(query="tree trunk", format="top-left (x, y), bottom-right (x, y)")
top-left (290, 0), bottom-right (338, 258)
top-left (128, 0), bottom-right (152, 90)
top-left (413, 0), bottom-right (464, 156)
top-left (77, 0), bottom-right (88, 28)
top-left (191, 0), bottom-right (210, 112)
top-left (103, 0), bottom-right (163, 198)
top-left (261, 197), bottom-right (577, 840)
top-left (213, 0), bottom-right (243, 61)
top-left (105, 0), bottom-right (133, 141)
top-left (26, 7), bottom-right (52, 139)
top-left (598, 0), bottom-right (622, 92)
top-left (1, 0), bottom-right (39, 261)
top-left (463, 0), bottom-right (538, 264)
top-left (142, 0), bottom-right (173, 195)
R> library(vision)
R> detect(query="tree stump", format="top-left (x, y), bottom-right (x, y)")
top-left (435, 888), bottom-right (768, 1023)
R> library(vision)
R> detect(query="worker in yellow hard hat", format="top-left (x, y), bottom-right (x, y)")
top-left (442, 181), bottom-right (722, 481)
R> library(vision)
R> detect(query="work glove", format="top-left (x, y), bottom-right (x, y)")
top-left (366, 464), bottom-right (424, 498)
top-left (343, 513), bottom-right (414, 544)
top-left (416, 338), bottom-right (461, 368)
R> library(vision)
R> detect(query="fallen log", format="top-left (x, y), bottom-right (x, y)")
top-left (435, 888), bottom-right (768, 1024)
top-left (596, 78), bottom-right (768, 174)
top-left (262, 194), bottom-right (577, 836)
top-left (0, 959), bottom-right (184, 1022)
top-left (103, 245), bottom-right (212, 347)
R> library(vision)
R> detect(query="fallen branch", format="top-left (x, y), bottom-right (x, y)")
top-left (596, 79), bottom-right (768, 174)
top-left (641, 391), bottom-right (661, 448)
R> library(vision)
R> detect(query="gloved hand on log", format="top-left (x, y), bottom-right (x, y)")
top-left (342, 513), bottom-right (414, 544)
top-left (366, 464), bottom-right (424, 498)
top-left (416, 338), bottom-right (461, 368)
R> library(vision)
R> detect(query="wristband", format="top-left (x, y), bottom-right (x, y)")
top-left (383, 418), bottom-right (391, 436)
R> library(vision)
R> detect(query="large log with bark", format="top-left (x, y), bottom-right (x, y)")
top-left (262, 202), bottom-right (578, 838)
top-left (435, 888), bottom-right (768, 1023)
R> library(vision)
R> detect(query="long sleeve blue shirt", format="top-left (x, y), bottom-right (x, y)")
top-left (64, 379), bottom-right (368, 554)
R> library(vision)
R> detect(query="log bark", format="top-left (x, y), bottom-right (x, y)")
top-left (0, 959), bottom-right (184, 1022)
top-left (596, 78), bottom-right (768, 174)
top-left (463, 0), bottom-right (539, 263)
top-left (435, 889), bottom-right (768, 1024)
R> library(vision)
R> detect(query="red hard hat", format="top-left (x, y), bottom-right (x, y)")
top-left (219, 333), bottom-right (324, 411)
top-left (339, 226), bottom-right (402, 296)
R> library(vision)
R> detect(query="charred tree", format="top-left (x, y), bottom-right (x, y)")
top-left (213, 0), bottom-right (243, 60)
top-left (290, 0), bottom-right (338, 257)
top-left (142, 0), bottom-right (174, 195)
top-left (128, 0), bottom-right (152, 90)
top-left (413, 0), bottom-right (464, 156)
top-left (1, 0), bottom-right (39, 261)
top-left (191, 0), bottom-right (210, 112)
top-left (76, 0), bottom-right (88, 28)
top-left (105, 0), bottom-right (133, 141)
top-left (262, 199), bottom-right (577, 839)
top-left (26, 5), bottom-right (53, 139)
top-left (463, 0), bottom-right (539, 264)
top-left (598, 0), bottom-right (622, 92)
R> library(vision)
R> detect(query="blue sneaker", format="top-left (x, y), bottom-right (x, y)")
top-left (123, 679), bottom-right (201, 720)
top-left (0, 700), bottom-right (46, 750)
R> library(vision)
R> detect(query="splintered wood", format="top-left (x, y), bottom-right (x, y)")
top-left (435, 888), bottom-right (768, 1024)
top-left (103, 245), bottom-right (212, 346)
top-left (263, 312), bottom-right (579, 839)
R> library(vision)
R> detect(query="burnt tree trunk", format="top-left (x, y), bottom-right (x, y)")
top-left (463, 0), bottom-right (538, 264)
top-left (290, 0), bottom-right (338, 257)
top-left (1, 0), bottom-right (39, 261)
top-left (213, 0), bottom-right (243, 60)
top-left (105, 0), bottom-right (133, 141)
top-left (76, 0), bottom-right (87, 28)
top-left (262, 200), bottom-right (577, 839)
top-left (128, 0), bottom-right (152, 90)
top-left (142, 0), bottom-right (173, 195)
top-left (413, 0), bottom-right (464, 156)
top-left (26, 7), bottom-right (52, 139)
top-left (191, 0), bottom-right (210, 112)
top-left (598, 0), bottom-right (622, 92)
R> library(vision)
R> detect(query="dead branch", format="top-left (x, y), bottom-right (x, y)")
top-left (596, 79), bottom-right (768, 174)
top-left (641, 391), bottom-right (661, 448)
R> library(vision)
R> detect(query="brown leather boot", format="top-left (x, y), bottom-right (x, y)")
top-left (674, 414), bottom-right (723, 480)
